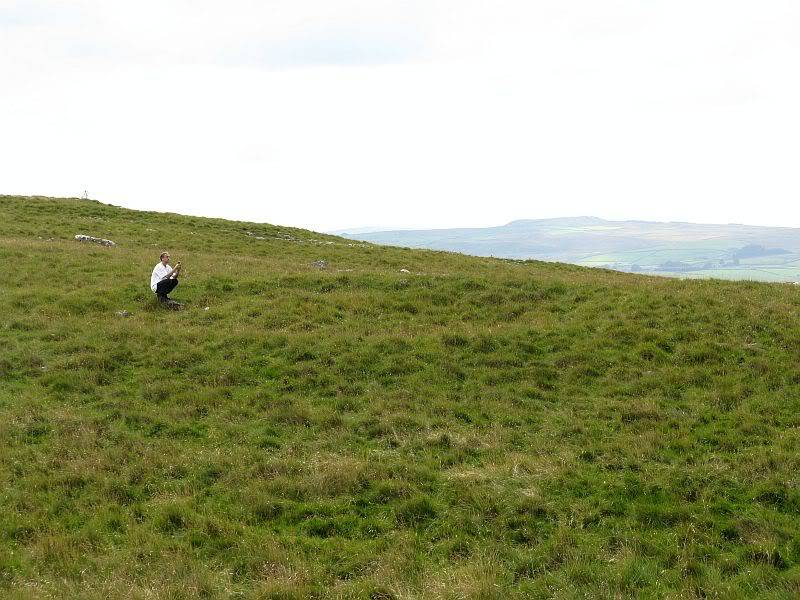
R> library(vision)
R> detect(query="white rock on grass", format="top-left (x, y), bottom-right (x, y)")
top-left (75, 234), bottom-right (116, 247)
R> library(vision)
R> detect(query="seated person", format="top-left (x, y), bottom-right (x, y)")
top-left (150, 251), bottom-right (182, 303)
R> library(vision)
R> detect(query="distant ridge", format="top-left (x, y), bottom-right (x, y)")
top-left (339, 216), bottom-right (800, 282)
top-left (504, 216), bottom-right (607, 227)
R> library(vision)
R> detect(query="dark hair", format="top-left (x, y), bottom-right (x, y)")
top-left (160, 252), bottom-right (169, 259)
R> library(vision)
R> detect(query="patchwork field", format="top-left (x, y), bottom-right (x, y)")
top-left (2, 196), bottom-right (800, 598)
top-left (340, 217), bottom-right (800, 282)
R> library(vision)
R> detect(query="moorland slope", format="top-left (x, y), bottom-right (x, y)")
top-left (1, 195), bottom-right (799, 598)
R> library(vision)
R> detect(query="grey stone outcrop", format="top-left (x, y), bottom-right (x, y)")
top-left (75, 234), bottom-right (116, 247)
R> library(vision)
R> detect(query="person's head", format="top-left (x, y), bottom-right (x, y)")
top-left (160, 252), bottom-right (170, 265)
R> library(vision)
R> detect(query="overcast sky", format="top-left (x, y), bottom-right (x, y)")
top-left (2, 1), bottom-right (800, 232)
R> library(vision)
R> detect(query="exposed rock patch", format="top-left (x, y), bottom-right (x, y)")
top-left (75, 234), bottom-right (116, 247)
top-left (246, 230), bottom-right (297, 242)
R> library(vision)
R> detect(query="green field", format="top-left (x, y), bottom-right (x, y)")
top-left (2, 196), bottom-right (800, 598)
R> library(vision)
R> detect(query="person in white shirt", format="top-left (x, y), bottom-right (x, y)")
top-left (150, 251), bottom-right (182, 303)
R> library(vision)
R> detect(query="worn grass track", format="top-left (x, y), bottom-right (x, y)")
top-left (1, 195), bottom-right (799, 598)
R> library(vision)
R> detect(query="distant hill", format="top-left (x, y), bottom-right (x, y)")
top-left (340, 217), bottom-right (800, 282)
top-left (2, 196), bottom-right (800, 597)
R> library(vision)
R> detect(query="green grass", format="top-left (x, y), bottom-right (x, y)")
top-left (2, 195), bottom-right (800, 598)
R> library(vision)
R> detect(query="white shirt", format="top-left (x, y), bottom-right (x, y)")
top-left (151, 262), bottom-right (174, 292)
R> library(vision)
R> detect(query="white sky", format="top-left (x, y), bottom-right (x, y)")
top-left (2, 1), bottom-right (800, 232)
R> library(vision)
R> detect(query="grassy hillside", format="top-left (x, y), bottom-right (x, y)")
top-left (341, 217), bottom-right (800, 282)
top-left (2, 195), bottom-right (800, 599)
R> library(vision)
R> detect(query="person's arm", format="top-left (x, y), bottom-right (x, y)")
top-left (168, 263), bottom-right (182, 278)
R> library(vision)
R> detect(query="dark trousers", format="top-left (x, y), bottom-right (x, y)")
top-left (156, 278), bottom-right (178, 298)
